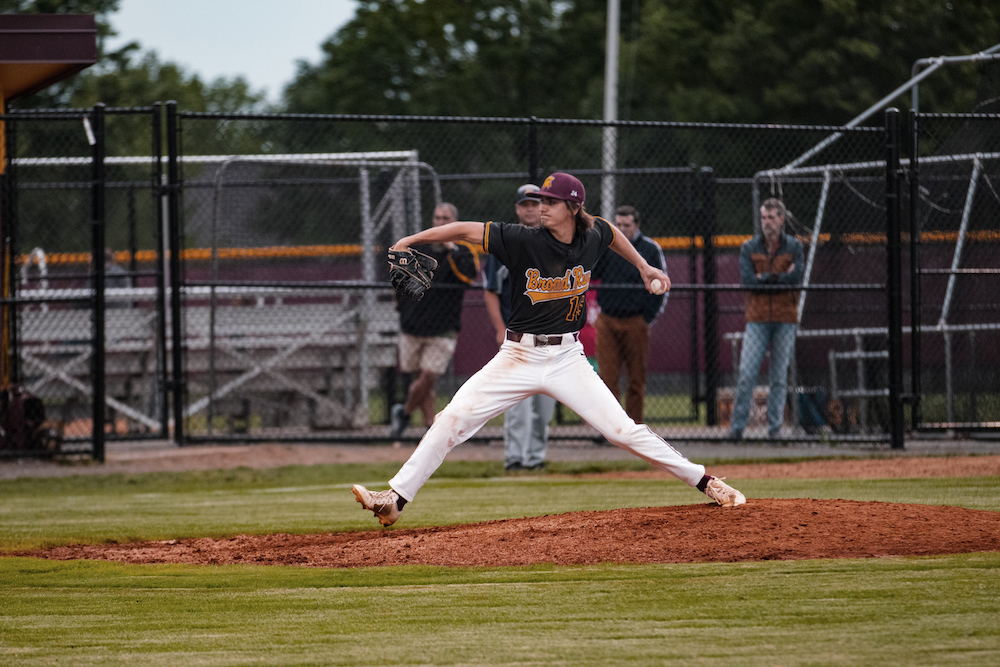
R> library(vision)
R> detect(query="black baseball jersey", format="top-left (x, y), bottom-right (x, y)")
top-left (483, 217), bottom-right (617, 334)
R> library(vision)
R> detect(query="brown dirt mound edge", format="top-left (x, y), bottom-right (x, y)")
top-left (16, 498), bottom-right (1000, 568)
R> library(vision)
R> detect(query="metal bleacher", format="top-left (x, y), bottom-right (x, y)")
top-left (16, 286), bottom-right (401, 436)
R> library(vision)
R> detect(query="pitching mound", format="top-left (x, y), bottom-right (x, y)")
top-left (23, 498), bottom-right (1000, 567)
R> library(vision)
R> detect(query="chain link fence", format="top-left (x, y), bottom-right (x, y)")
top-left (909, 112), bottom-right (1000, 431)
top-left (173, 110), bottom-right (889, 444)
top-left (5, 105), bottom-right (997, 455)
top-left (1, 105), bottom-right (164, 459)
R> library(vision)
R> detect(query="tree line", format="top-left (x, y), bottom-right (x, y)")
top-left (4, 0), bottom-right (999, 122)
top-left (2, 0), bottom-right (997, 254)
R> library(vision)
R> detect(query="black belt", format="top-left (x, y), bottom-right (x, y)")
top-left (506, 331), bottom-right (580, 347)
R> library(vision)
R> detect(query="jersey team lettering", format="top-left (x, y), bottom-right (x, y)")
top-left (523, 266), bottom-right (591, 304)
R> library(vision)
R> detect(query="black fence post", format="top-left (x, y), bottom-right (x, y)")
top-left (701, 167), bottom-right (719, 427)
top-left (528, 116), bottom-right (539, 184)
top-left (885, 108), bottom-right (905, 449)
top-left (151, 102), bottom-right (170, 435)
top-left (684, 166), bottom-right (698, 420)
top-left (1, 115), bottom-right (18, 386)
top-left (166, 101), bottom-right (184, 445)
top-left (126, 184), bottom-right (137, 285)
top-left (90, 103), bottom-right (106, 462)
top-left (907, 108), bottom-right (923, 430)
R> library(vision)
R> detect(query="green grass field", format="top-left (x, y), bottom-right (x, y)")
top-left (2, 460), bottom-right (999, 666)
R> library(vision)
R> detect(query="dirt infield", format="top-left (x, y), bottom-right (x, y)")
top-left (22, 499), bottom-right (1000, 568)
top-left (16, 456), bottom-right (1000, 568)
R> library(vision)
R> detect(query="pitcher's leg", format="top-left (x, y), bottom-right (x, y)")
top-left (503, 398), bottom-right (532, 468)
top-left (767, 323), bottom-right (797, 435)
top-left (524, 393), bottom-right (556, 468)
top-left (544, 346), bottom-right (705, 487)
top-left (390, 348), bottom-right (533, 500)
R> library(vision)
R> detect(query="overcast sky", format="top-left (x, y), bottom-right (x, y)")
top-left (105, 0), bottom-right (359, 103)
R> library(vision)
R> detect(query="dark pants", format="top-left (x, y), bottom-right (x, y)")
top-left (595, 312), bottom-right (649, 423)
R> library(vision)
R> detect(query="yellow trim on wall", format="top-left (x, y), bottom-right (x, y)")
top-left (14, 229), bottom-right (998, 267)
top-left (19, 244), bottom-right (365, 265)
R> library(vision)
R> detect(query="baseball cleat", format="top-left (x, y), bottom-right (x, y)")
top-left (704, 476), bottom-right (746, 508)
top-left (352, 484), bottom-right (402, 526)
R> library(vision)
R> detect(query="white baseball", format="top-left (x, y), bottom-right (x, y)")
top-left (650, 279), bottom-right (666, 295)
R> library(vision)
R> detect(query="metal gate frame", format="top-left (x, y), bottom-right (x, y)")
top-left (908, 110), bottom-right (1000, 434)
top-left (2, 104), bottom-right (167, 460)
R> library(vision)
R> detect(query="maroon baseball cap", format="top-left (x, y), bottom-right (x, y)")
top-left (537, 172), bottom-right (585, 204)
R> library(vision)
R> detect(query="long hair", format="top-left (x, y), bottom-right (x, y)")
top-left (573, 204), bottom-right (595, 238)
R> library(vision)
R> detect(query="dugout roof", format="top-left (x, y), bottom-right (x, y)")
top-left (0, 14), bottom-right (97, 107)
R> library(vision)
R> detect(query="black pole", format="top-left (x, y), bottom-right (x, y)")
top-left (701, 167), bottom-right (719, 426)
top-left (686, 167), bottom-right (699, 419)
top-left (885, 108), bottom-right (905, 450)
top-left (1, 115), bottom-right (19, 386)
top-left (126, 183), bottom-right (137, 286)
top-left (383, 367), bottom-right (395, 425)
top-left (91, 103), bottom-right (107, 462)
top-left (166, 101), bottom-right (185, 444)
top-left (151, 102), bottom-right (170, 435)
top-left (907, 108), bottom-right (923, 430)
top-left (528, 116), bottom-right (539, 184)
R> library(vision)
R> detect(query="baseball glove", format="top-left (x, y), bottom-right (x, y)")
top-left (387, 247), bottom-right (438, 301)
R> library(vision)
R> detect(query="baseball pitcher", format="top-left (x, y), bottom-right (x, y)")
top-left (357, 172), bottom-right (746, 526)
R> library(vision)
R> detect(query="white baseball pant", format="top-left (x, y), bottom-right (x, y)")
top-left (389, 335), bottom-right (706, 501)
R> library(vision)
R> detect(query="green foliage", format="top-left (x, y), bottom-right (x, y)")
top-left (284, 0), bottom-right (608, 118)
top-left (68, 48), bottom-right (265, 113)
top-left (284, 0), bottom-right (1000, 124)
top-left (629, 0), bottom-right (1000, 123)
top-left (6, 0), bottom-right (999, 123)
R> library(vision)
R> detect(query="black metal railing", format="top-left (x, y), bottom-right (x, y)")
top-left (3, 104), bottom-right (998, 457)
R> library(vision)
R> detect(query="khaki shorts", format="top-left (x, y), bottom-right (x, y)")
top-left (398, 333), bottom-right (457, 375)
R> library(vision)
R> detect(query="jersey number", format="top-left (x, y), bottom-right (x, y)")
top-left (566, 295), bottom-right (585, 322)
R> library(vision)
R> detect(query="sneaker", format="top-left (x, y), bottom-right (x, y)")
top-left (704, 476), bottom-right (747, 508)
top-left (352, 484), bottom-right (402, 526)
top-left (389, 403), bottom-right (410, 439)
top-left (505, 462), bottom-right (524, 472)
